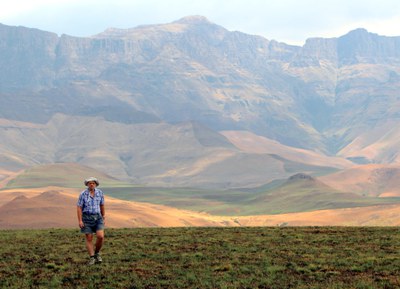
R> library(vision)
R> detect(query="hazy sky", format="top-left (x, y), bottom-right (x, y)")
top-left (1, 0), bottom-right (400, 45)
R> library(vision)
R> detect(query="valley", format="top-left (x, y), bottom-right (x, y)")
top-left (1, 163), bottom-right (399, 228)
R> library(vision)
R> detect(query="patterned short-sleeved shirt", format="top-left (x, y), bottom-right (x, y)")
top-left (77, 188), bottom-right (105, 214)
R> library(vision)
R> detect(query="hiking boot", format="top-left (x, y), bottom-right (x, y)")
top-left (88, 256), bottom-right (96, 265)
top-left (95, 253), bottom-right (102, 263)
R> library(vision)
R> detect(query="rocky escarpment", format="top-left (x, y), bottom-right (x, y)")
top-left (1, 16), bottom-right (400, 165)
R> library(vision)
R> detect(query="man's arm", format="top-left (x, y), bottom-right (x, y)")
top-left (100, 204), bottom-right (105, 225)
top-left (77, 206), bottom-right (84, 228)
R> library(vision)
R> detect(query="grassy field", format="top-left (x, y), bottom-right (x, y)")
top-left (0, 227), bottom-right (399, 288)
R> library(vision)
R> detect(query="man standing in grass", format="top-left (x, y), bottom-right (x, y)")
top-left (77, 177), bottom-right (105, 265)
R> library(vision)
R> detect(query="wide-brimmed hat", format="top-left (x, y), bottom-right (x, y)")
top-left (84, 177), bottom-right (99, 186)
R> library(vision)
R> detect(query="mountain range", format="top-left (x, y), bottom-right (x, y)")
top-left (1, 16), bottom-right (399, 153)
top-left (1, 16), bottom-right (400, 226)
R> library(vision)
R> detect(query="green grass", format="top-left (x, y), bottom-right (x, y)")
top-left (0, 227), bottom-right (399, 288)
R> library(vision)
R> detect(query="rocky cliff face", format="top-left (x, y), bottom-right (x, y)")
top-left (0, 24), bottom-right (58, 91)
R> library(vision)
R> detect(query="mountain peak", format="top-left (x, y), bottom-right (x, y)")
top-left (340, 28), bottom-right (377, 41)
top-left (174, 15), bottom-right (212, 25)
top-left (348, 28), bottom-right (369, 34)
top-left (288, 173), bottom-right (315, 182)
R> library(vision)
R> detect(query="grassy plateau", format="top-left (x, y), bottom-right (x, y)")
top-left (0, 227), bottom-right (399, 288)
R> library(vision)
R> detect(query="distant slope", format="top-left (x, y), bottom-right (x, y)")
top-left (319, 164), bottom-right (400, 197)
top-left (337, 121), bottom-right (400, 164)
top-left (0, 168), bottom-right (22, 188)
top-left (221, 130), bottom-right (352, 169)
top-left (4, 163), bottom-right (125, 189)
